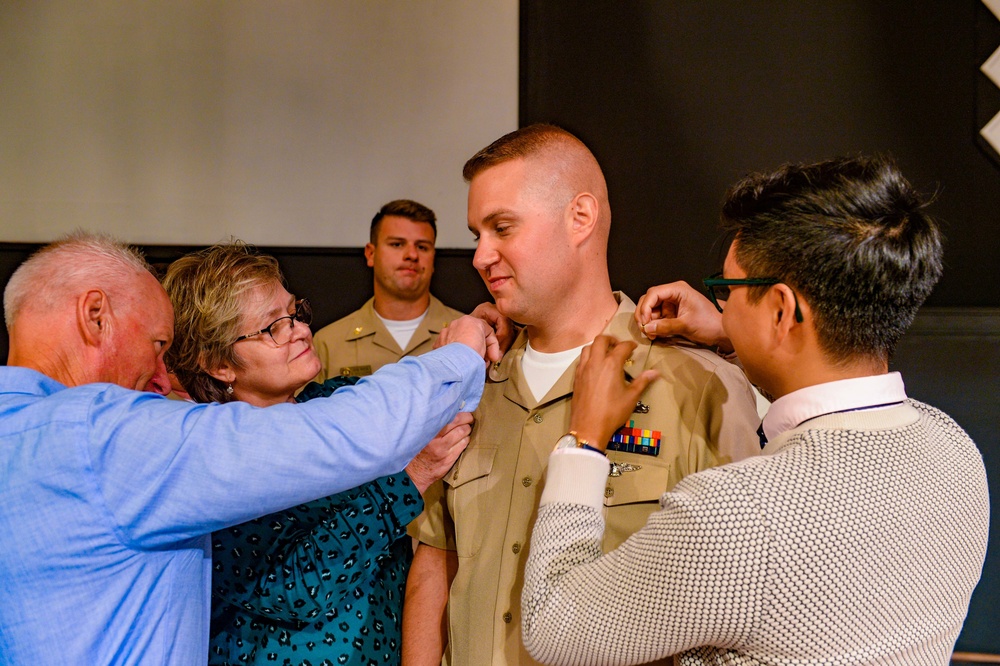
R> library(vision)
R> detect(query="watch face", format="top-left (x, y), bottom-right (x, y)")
top-left (555, 433), bottom-right (578, 450)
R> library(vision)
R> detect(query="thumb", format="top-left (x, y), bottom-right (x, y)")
top-left (627, 369), bottom-right (660, 398)
top-left (642, 318), bottom-right (686, 340)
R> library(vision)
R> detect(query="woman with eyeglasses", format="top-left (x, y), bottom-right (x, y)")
top-left (161, 242), bottom-right (471, 666)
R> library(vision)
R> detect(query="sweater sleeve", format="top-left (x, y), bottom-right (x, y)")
top-left (522, 453), bottom-right (770, 665)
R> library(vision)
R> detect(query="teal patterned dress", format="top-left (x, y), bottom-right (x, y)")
top-left (208, 378), bottom-right (423, 665)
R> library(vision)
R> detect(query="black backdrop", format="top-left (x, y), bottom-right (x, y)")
top-left (517, 0), bottom-right (1000, 653)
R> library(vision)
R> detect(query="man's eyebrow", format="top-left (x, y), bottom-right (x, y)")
top-left (470, 209), bottom-right (516, 232)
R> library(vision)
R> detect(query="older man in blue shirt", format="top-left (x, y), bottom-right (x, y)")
top-left (0, 233), bottom-right (495, 665)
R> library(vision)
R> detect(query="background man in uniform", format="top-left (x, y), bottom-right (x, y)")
top-left (0, 232), bottom-right (494, 664)
top-left (313, 199), bottom-right (463, 379)
top-left (520, 155), bottom-right (989, 664)
top-left (402, 124), bottom-right (762, 666)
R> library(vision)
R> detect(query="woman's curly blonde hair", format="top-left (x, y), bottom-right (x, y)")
top-left (162, 241), bottom-right (284, 404)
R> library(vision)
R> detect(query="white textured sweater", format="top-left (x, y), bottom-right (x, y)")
top-left (522, 401), bottom-right (989, 665)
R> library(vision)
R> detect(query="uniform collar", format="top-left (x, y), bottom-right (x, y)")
top-left (488, 292), bottom-right (649, 408)
top-left (344, 296), bottom-right (449, 351)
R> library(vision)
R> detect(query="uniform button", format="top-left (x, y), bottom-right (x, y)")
top-left (511, 542), bottom-right (521, 554)
top-left (605, 486), bottom-right (614, 498)
top-left (503, 612), bottom-right (512, 623)
top-left (532, 413), bottom-right (543, 423)
top-left (521, 476), bottom-right (532, 487)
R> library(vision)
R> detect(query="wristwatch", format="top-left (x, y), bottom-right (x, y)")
top-left (554, 431), bottom-right (605, 455)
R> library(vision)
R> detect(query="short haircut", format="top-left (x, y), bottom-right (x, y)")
top-left (722, 155), bottom-right (943, 365)
top-left (462, 123), bottom-right (586, 183)
top-left (370, 199), bottom-right (437, 244)
top-left (161, 241), bottom-right (284, 404)
top-left (4, 230), bottom-right (152, 330)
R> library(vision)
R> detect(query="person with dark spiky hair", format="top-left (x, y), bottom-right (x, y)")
top-left (521, 155), bottom-right (989, 665)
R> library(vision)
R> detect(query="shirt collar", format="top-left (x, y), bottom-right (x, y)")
top-left (0, 366), bottom-right (67, 396)
top-left (762, 372), bottom-right (907, 443)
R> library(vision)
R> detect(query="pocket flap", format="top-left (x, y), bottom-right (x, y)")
top-left (444, 447), bottom-right (497, 489)
top-left (603, 461), bottom-right (671, 507)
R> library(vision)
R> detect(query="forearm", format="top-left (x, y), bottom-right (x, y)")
top-left (100, 344), bottom-right (485, 547)
top-left (523, 453), bottom-right (764, 664)
top-left (402, 543), bottom-right (457, 666)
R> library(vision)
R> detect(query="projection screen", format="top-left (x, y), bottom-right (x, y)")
top-left (0, 1), bottom-right (518, 248)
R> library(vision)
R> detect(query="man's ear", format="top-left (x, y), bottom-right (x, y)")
top-left (767, 284), bottom-right (801, 343)
top-left (566, 192), bottom-right (599, 245)
top-left (364, 243), bottom-right (376, 268)
top-left (78, 289), bottom-right (110, 346)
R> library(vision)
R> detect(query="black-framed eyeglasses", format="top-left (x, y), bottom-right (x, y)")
top-left (234, 298), bottom-right (313, 346)
top-left (702, 273), bottom-right (803, 323)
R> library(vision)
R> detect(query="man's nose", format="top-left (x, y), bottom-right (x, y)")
top-left (472, 239), bottom-right (497, 271)
top-left (145, 358), bottom-right (171, 396)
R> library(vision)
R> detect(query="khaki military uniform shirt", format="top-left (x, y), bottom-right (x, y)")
top-left (313, 295), bottom-right (464, 380)
top-left (410, 293), bottom-right (761, 666)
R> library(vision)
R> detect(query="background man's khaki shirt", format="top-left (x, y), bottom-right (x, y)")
top-left (313, 295), bottom-right (463, 380)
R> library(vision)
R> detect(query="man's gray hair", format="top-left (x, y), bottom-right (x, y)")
top-left (3, 231), bottom-right (153, 329)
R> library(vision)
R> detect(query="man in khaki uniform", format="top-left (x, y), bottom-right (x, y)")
top-left (313, 199), bottom-right (463, 379)
top-left (403, 125), bottom-right (761, 666)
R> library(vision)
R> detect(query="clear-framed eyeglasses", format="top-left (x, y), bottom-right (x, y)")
top-left (234, 298), bottom-right (313, 346)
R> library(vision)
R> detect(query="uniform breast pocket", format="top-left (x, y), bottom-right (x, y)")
top-left (602, 460), bottom-right (672, 552)
top-left (443, 447), bottom-right (497, 558)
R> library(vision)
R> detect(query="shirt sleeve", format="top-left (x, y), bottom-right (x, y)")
top-left (522, 454), bottom-right (769, 664)
top-left (682, 358), bottom-right (761, 475)
top-left (408, 477), bottom-right (455, 551)
top-left (88, 343), bottom-right (485, 548)
top-left (211, 472), bottom-right (422, 622)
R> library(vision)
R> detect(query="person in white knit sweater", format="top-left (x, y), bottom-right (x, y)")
top-left (521, 155), bottom-right (990, 665)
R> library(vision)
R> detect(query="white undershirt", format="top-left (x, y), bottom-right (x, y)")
top-left (376, 310), bottom-right (427, 351)
top-left (521, 342), bottom-right (586, 403)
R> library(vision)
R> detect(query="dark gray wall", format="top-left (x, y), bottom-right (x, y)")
top-left (517, 0), bottom-right (1000, 652)
top-left (520, 0), bottom-right (1000, 308)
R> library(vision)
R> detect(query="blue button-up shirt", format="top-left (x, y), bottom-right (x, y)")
top-left (0, 344), bottom-right (484, 665)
